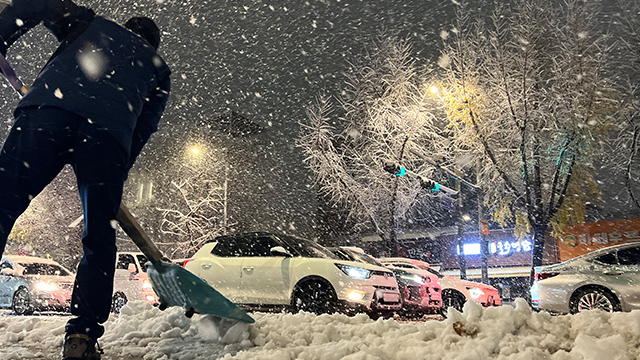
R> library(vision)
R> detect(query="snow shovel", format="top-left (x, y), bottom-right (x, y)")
top-left (0, 52), bottom-right (254, 324)
top-left (117, 205), bottom-right (254, 323)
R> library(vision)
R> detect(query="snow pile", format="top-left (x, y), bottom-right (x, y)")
top-left (1, 299), bottom-right (640, 359)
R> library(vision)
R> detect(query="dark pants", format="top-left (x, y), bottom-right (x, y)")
top-left (0, 106), bottom-right (128, 339)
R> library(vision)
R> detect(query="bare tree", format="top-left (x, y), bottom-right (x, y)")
top-left (439, 0), bottom-right (619, 277)
top-left (6, 166), bottom-right (84, 268)
top-left (298, 36), bottom-right (447, 256)
top-left (612, 0), bottom-right (640, 210)
top-left (156, 143), bottom-right (227, 258)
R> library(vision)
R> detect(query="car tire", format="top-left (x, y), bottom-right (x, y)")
top-left (112, 292), bottom-right (128, 314)
top-left (441, 290), bottom-right (465, 315)
top-left (292, 280), bottom-right (337, 315)
top-left (570, 287), bottom-right (620, 314)
top-left (12, 287), bottom-right (34, 315)
top-left (368, 310), bottom-right (395, 320)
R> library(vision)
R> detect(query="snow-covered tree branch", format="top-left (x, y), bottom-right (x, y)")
top-left (298, 36), bottom-right (448, 256)
top-left (439, 0), bottom-right (620, 275)
top-left (157, 145), bottom-right (227, 258)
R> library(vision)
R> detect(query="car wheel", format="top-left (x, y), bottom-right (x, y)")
top-left (368, 310), bottom-right (395, 320)
top-left (441, 290), bottom-right (465, 315)
top-left (293, 280), bottom-right (337, 315)
top-left (571, 287), bottom-right (620, 314)
top-left (112, 292), bottom-right (128, 314)
top-left (12, 287), bottom-right (34, 315)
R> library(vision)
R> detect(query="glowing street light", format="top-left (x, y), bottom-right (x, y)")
top-left (190, 146), bottom-right (200, 156)
top-left (429, 85), bottom-right (439, 94)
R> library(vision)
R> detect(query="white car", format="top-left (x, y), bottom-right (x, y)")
top-left (112, 252), bottom-right (158, 313)
top-left (184, 232), bottom-right (402, 317)
top-left (380, 257), bottom-right (501, 312)
top-left (531, 242), bottom-right (640, 314)
top-left (0, 255), bottom-right (75, 314)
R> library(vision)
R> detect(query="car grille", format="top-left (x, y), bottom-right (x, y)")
top-left (374, 285), bottom-right (398, 291)
top-left (407, 286), bottom-right (422, 302)
top-left (371, 270), bottom-right (394, 278)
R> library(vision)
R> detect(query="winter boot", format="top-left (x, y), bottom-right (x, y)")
top-left (62, 333), bottom-right (103, 360)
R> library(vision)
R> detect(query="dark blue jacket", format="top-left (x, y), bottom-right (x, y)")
top-left (0, 1), bottom-right (171, 168)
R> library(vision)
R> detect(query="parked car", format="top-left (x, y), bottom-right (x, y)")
top-left (183, 232), bottom-right (402, 318)
top-left (530, 242), bottom-right (640, 314)
top-left (0, 255), bottom-right (75, 315)
top-left (112, 252), bottom-right (158, 313)
top-left (379, 257), bottom-right (501, 313)
top-left (330, 247), bottom-right (442, 317)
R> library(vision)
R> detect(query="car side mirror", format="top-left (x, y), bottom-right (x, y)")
top-left (128, 263), bottom-right (137, 273)
top-left (270, 246), bottom-right (292, 257)
top-left (1, 268), bottom-right (15, 276)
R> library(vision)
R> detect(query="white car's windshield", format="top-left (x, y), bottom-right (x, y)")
top-left (278, 235), bottom-right (338, 259)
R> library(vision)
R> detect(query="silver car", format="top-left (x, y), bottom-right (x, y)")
top-left (530, 242), bottom-right (640, 313)
top-left (0, 255), bottom-right (75, 315)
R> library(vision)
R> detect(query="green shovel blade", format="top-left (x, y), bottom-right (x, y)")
top-left (147, 261), bottom-right (255, 324)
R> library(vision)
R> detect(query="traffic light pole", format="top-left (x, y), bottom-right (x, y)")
top-left (389, 151), bottom-right (489, 283)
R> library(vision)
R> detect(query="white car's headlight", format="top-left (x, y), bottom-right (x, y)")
top-left (335, 264), bottom-right (371, 279)
top-left (34, 282), bottom-right (56, 292)
top-left (468, 287), bottom-right (484, 299)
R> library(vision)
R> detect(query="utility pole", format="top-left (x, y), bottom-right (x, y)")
top-left (222, 148), bottom-right (229, 235)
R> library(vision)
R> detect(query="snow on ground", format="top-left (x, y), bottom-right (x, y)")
top-left (1, 299), bottom-right (640, 360)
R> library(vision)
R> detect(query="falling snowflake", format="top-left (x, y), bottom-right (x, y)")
top-left (77, 44), bottom-right (107, 81)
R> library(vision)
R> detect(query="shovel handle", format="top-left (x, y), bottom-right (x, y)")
top-left (117, 204), bottom-right (164, 263)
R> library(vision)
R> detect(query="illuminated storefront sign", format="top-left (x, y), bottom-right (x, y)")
top-left (457, 239), bottom-right (532, 257)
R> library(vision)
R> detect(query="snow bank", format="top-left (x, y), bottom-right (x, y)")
top-left (1, 299), bottom-right (640, 359)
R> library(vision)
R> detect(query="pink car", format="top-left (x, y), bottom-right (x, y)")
top-left (380, 257), bottom-right (501, 313)
top-left (334, 247), bottom-right (442, 317)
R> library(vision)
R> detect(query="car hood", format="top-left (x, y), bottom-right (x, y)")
top-left (386, 266), bottom-right (439, 283)
top-left (332, 260), bottom-right (393, 274)
top-left (443, 276), bottom-right (497, 291)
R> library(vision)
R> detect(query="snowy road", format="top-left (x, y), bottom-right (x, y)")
top-left (2, 300), bottom-right (640, 360)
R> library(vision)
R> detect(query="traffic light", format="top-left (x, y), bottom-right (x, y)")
top-left (383, 161), bottom-right (405, 176)
top-left (419, 177), bottom-right (440, 191)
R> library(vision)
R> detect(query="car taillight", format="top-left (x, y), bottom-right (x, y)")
top-left (535, 272), bottom-right (559, 281)
top-left (182, 258), bottom-right (195, 268)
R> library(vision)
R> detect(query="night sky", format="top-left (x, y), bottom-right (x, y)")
top-left (0, 0), bottom-right (458, 241)
top-left (0, 0), bottom-right (632, 255)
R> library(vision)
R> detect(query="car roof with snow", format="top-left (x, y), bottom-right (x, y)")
top-left (2, 255), bottom-right (62, 265)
